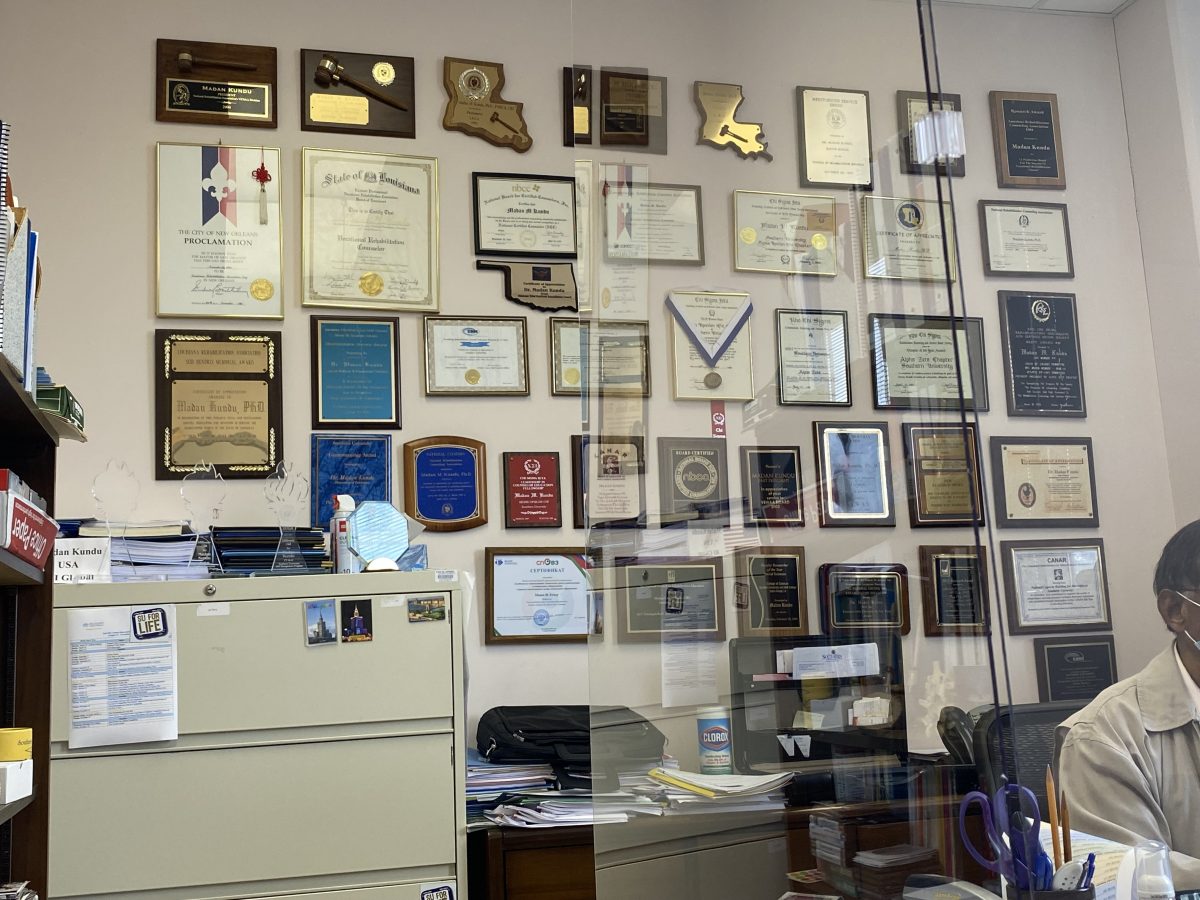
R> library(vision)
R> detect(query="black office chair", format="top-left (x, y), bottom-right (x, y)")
top-left (938, 705), bottom-right (975, 765)
top-left (972, 700), bottom-right (1086, 819)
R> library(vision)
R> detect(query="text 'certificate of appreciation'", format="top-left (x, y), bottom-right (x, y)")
top-left (303, 148), bottom-right (439, 312)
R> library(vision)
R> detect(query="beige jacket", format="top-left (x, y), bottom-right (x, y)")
top-left (1058, 645), bottom-right (1200, 887)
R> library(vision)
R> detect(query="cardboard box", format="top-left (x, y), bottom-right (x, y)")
top-left (0, 760), bottom-right (32, 803)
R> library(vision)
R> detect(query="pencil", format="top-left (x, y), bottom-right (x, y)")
top-left (1061, 791), bottom-right (1072, 862)
top-left (1046, 765), bottom-right (1063, 870)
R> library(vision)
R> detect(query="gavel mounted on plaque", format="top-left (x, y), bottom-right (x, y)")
top-left (314, 54), bottom-right (410, 113)
top-left (176, 50), bottom-right (256, 73)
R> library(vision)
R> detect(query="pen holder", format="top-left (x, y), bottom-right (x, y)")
top-left (1006, 886), bottom-right (1095, 900)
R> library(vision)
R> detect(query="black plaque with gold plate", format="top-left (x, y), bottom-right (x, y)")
top-left (694, 81), bottom-right (772, 161)
top-left (563, 65), bottom-right (594, 146)
top-left (301, 49), bottom-right (415, 138)
top-left (600, 69), bottom-right (668, 154)
top-left (442, 57), bottom-right (532, 152)
top-left (157, 38), bottom-right (277, 128)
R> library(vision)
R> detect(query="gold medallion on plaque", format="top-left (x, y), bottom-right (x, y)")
top-left (564, 367), bottom-right (581, 385)
top-left (465, 369), bottom-right (482, 385)
top-left (703, 371), bottom-right (723, 389)
top-left (442, 57), bottom-right (532, 152)
top-left (250, 278), bottom-right (275, 301)
top-left (739, 227), bottom-right (757, 245)
top-left (359, 272), bottom-right (385, 296)
top-left (372, 61), bottom-right (396, 86)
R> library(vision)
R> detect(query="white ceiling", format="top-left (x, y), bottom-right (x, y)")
top-left (929, 0), bottom-right (1134, 13)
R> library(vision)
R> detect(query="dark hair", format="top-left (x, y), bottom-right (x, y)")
top-left (1153, 519), bottom-right (1200, 595)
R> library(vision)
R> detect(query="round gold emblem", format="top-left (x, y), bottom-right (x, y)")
top-left (601, 288), bottom-right (612, 309)
top-left (372, 61), bottom-right (396, 87)
top-left (359, 272), bottom-right (385, 296)
top-left (703, 371), bottom-right (723, 389)
top-left (464, 369), bottom-right (481, 385)
top-left (458, 67), bottom-right (490, 101)
top-left (811, 233), bottom-right (828, 251)
top-left (249, 278), bottom-right (274, 301)
top-left (564, 367), bottom-right (581, 385)
top-left (739, 227), bottom-right (757, 245)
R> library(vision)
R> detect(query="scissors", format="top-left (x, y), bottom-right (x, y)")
top-left (959, 783), bottom-right (1055, 890)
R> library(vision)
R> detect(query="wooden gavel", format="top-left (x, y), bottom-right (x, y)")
top-left (314, 55), bottom-right (409, 112)
top-left (177, 50), bottom-right (256, 73)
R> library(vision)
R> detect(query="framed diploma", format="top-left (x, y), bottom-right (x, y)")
top-left (796, 87), bottom-right (873, 190)
top-left (901, 423), bottom-right (985, 527)
top-left (602, 175), bottom-right (704, 265)
top-left (736, 546), bottom-right (808, 637)
top-left (999, 291), bottom-right (1086, 418)
top-left (599, 69), bottom-right (668, 154)
top-left (571, 434), bottom-right (646, 529)
top-left (990, 90), bottom-right (1066, 189)
top-left (471, 172), bottom-right (577, 259)
top-left (657, 436), bottom-right (730, 528)
top-left (776, 309), bottom-right (851, 407)
top-left (422, 316), bottom-right (529, 396)
top-left (310, 433), bottom-right (392, 528)
top-left (668, 290), bottom-right (753, 401)
top-left (812, 421), bottom-right (895, 527)
top-left (862, 196), bottom-right (958, 282)
top-left (1034, 634), bottom-right (1118, 702)
top-left (991, 437), bottom-right (1099, 528)
top-left (980, 201), bottom-right (1074, 277)
top-left (301, 147), bottom-right (438, 312)
top-left (896, 90), bottom-right (965, 178)
top-left (502, 451), bottom-right (563, 528)
top-left (402, 435), bottom-right (487, 532)
top-left (818, 563), bottom-right (909, 635)
top-left (1001, 538), bottom-right (1111, 634)
top-left (616, 557), bottom-right (725, 642)
top-left (741, 445), bottom-right (803, 528)
top-left (156, 143), bottom-right (283, 319)
top-left (550, 318), bottom-right (651, 398)
top-left (154, 329), bottom-right (282, 480)
top-left (549, 317), bottom-right (585, 396)
top-left (485, 547), bottom-right (591, 644)
top-left (575, 159), bottom-right (594, 312)
top-left (869, 314), bottom-right (988, 411)
top-left (310, 316), bottom-right (401, 429)
top-left (919, 546), bottom-right (989, 637)
top-left (732, 191), bottom-right (836, 276)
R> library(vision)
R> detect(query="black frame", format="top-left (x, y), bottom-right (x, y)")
top-left (918, 545), bottom-right (990, 637)
top-left (979, 200), bottom-right (1074, 278)
top-left (775, 308), bottom-right (852, 407)
top-left (471, 172), bottom-right (578, 259)
top-left (818, 562), bottom-right (910, 635)
top-left (998, 291), bottom-right (1087, 418)
top-left (990, 436), bottom-right (1099, 528)
top-left (896, 89), bottom-right (965, 178)
top-left (570, 434), bottom-right (646, 530)
top-left (1001, 538), bottom-right (1112, 635)
top-left (1034, 634), bottom-right (1118, 702)
top-left (869, 313), bottom-right (989, 411)
top-left (740, 445), bottom-right (804, 528)
top-left (309, 315), bottom-right (402, 430)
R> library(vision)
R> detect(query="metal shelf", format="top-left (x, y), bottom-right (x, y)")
top-left (0, 793), bottom-right (33, 828)
top-left (0, 547), bottom-right (43, 586)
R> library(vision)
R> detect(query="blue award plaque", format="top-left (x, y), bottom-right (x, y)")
top-left (990, 91), bottom-right (1065, 189)
top-left (999, 292), bottom-right (1085, 418)
top-left (311, 316), bottom-right (401, 429)
top-left (310, 434), bottom-right (393, 527)
top-left (403, 436), bottom-right (488, 532)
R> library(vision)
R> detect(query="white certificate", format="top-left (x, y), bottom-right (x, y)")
top-left (997, 441), bottom-right (1096, 522)
top-left (1010, 546), bottom-right (1108, 627)
top-left (423, 317), bottom-right (528, 395)
top-left (982, 202), bottom-right (1073, 276)
top-left (776, 310), bottom-right (850, 405)
top-left (603, 180), bottom-right (703, 264)
top-left (575, 160), bottom-right (593, 311)
top-left (157, 142), bottom-right (283, 318)
top-left (488, 552), bottom-right (590, 640)
top-left (473, 173), bottom-right (577, 258)
top-left (734, 191), bottom-right (836, 275)
top-left (799, 88), bottom-right (873, 187)
top-left (596, 259), bottom-right (649, 319)
top-left (863, 196), bottom-right (958, 282)
top-left (302, 148), bottom-right (438, 312)
top-left (668, 291), bottom-right (754, 401)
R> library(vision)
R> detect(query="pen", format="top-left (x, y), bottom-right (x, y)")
top-left (1046, 765), bottom-right (1063, 870)
top-left (1081, 852), bottom-right (1096, 889)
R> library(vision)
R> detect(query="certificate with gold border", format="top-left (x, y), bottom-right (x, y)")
top-left (302, 147), bottom-right (439, 312)
top-left (733, 191), bottom-right (835, 276)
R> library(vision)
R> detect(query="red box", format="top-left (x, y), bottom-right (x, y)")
top-left (1, 492), bottom-right (57, 568)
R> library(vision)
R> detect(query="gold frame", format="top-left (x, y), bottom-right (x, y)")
top-left (422, 315), bottom-right (529, 396)
top-left (731, 190), bottom-right (836, 276)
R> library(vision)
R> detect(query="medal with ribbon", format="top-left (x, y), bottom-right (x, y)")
top-left (666, 290), bottom-right (753, 390)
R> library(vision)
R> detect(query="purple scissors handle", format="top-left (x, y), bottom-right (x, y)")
top-left (959, 789), bottom-right (1015, 881)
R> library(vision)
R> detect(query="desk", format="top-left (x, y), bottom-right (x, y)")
top-left (468, 824), bottom-right (596, 900)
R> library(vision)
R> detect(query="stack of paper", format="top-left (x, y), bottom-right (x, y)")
top-left (642, 767), bottom-right (793, 814)
top-left (853, 844), bottom-right (940, 900)
top-left (485, 791), bottom-right (662, 828)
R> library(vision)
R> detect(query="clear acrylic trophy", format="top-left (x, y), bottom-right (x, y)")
top-left (180, 463), bottom-right (227, 575)
top-left (264, 461), bottom-right (311, 573)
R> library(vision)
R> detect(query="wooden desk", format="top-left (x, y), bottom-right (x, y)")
top-left (468, 824), bottom-right (597, 900)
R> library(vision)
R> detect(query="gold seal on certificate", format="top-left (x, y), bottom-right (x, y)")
top-left (358, 273), bottom-right (384, 296)
top-left (796, 86), bottom-right (873, 189)
top-left (991, 437), bottom-right (1099, 528)
top-left (667, 291), bottom-right (754, 401)
top-left (862, 196), bottom-right (958, 282)
top-left (734, 191), bottom-right (835, 276)
top-left (250, 279), bottom-right (274, 301)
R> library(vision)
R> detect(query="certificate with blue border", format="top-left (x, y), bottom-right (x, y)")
top-left (311, 315), bottom-right (401, 429)
top-left (310, 434), bottom-right (393, 527)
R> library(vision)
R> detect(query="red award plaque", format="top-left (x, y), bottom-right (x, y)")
top-left (503, 451), bottom-right (563, 528)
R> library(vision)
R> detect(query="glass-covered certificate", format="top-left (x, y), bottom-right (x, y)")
top-left (869, 314), bottom-right (988, 411)
top-left (667, 290), bottom-right (753, 401)
top-left (819, 563), bottom-right (910, 635)
top-left (796, 87), bottom-right (873, 189)
top-left (423, 316), bottom-right (528, 395)
top-left (571, 434), bottom-right (645, 529)
top-left (485, 548), bottom-right (590, 644)
top-left (602, 173), bottom-right (703, 264)
top-left (617, 557), bottom-right (725, 642)
top-left (776, 309), bottom-right (851, 406)
top-left (863, 196), bottom-right (957, 282)
top-left (980, 201), bottom-right (1073, 277)
top-left (302, 148), bottom-right (438, 312)
top-left (310, 433), bottom-right (392, 528)
top-left (733, 191), bottom-right (835, 275)
top-left (472, 172), bottom-right (577, 258)
top-left (902, 423), bottom-right (984, 527)
top-left (736, 546), bottom-right (807, 637)
top-left (813, 421), bottom-right (895, 526)
top-left (1002, 539), bottom-right (1111, 634)
top-left (991, 437), bottom-right (1099, 528)
top-left (157, 143), bottom-right (283, 319)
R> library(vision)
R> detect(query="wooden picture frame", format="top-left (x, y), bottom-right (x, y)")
top-left (485, 546), bottom-right (591, 644)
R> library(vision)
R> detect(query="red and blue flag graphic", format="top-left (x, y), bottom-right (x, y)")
top-left (200, 146), bottom-right (237, 225)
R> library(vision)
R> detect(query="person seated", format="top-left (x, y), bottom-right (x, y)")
top-left (1058, 520), bottom-right (1200, 884)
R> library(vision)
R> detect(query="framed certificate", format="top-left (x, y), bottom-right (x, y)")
top-left (919, 546), bottom-right (989, 637)
top-left (310, 316), bottom-right (400, 429)
top-left (980, 201), bottom-right (1074, 277)
top-left (901, 423), bottom-right (985, 527)
top-left (668, 291), bottom-right (753, 401)
top-left (471, 172), bottom-right (577, 259)
top-left (502, 451), bottom-right (563, 528)
top-left (301, 147), bottom-right (438, 312)
top-left (990, 90), bottom-right (1066, 189)
top-left (423, 316), bottom-right (528, 396)
top-left (616, 557), bottom-right (725, 643)
top-left (657, 436), bottom-right (730, 528)
top-left (999, 291), bottom-right (1086, 417)
top-left (776, 309), bottom-right (851, 407)
top-left (869, 314), bottom-right (988, 411)
top-left (732, 191), bottom-right (836, 276)
top-left (154, 329), bottom-right (282, 479)
top-left (1001, 539), bottom-right (1111, 634)
top-left (796, 86), bottom-right (873, 189)
top-left (550, 318), bottom-right (651, 397)
top-left (741, 445), bottom-right (803, 528)
top-left (571, 434), bottom-right (646, 529)
top-left (402, 435), bottom-right (487, 532)
top-left (736, 547), bottom-right (808, 638)
top-left (602, 175), bottom-right (704, 265)
top-left (813, 421), bottom-right (895, 527)
top-left (991, 437), bottom-right (1099, 528)
top-left (896, 90), bottom-right (965, 178)
top-left (156, 143), bottom-right (283, 319)
top-left (310, 433), bottom-right (392, 528)
top-left (485, 547), bottom-right (591, 644)
top-left (1034, 635), bottom-right (1118, 702)
top-left (862, 196), bottom-right (958, 282)
top-left (574, 159), bottom-right (594, 312)
top-left (819, 563), bottom-right (909, 635)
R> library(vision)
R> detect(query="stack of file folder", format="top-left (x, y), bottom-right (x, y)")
top-left (485, 791), bottom-right (662, 828)
top-left (639, 767), bottom-right (794, 814)
top-left (212, 526), bottom-right (326, 575)
top-left (465, 749), bottom-right (555, 819)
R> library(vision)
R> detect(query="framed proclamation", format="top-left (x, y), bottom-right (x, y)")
top-left (813, 422), bottom-right (895, 527)
top-left (735, 547), bottom-right (808, 638)
top-left (472, 172), bottom-right (577, 259)
top-left (155, 329), bottom-right (282, 480)
top-left (989, 90), bottom-right (1066, 189)
top-left (485, 547), bottom-right (590, 644)
top-left (657, 436), bottom-right (731, 528)
top-left (776, 309), bottom-right (851, 407)
top-left (999, 291), bottom-right (1086, 418)
top-left (571, 434), bottom-right (646, 529)
top-left (919, 546), bottom-right (989, 637)
top-left (862, 196), bottom-right (957, 282)
top-left (1001, 538), bottom-right (1111, 635)
top-left (402, 435), bottom-right (487, 532)
top-left (732, 191), bottom-right (836, 276)
top-left (310, 316), bottom-right (401, 429)
top-left (796, 87), bottom-right (873, 190)
top-left (980, 201), bottom-right (1074, 278)
top-left (869, 314), bottom-right (988, 411)
top-left (901, 423), bottom-right (985, 527)
top-left (156, 143), bottom-right (283, 319)
top-left (301, 148), bottom-right (438, 312)
top-left (1034, 635), bottom-right (1117, 702)
top-left (991, 436), bottom-right (1098, 528)
top-left (819, 563), bottom-right (909, 636)
top-left (617, 557), bottom-right (725, 643)
top-left (741, 445), bottom-right (803, 527)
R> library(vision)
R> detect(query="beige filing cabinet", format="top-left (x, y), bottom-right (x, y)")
top-left (48, 572), bottom-right (466, 900)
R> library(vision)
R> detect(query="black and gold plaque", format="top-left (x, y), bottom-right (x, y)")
top-left (156, 38), bottom-right (277, 128)
top-left (477, 261), bottom-right (578, 313)
top-left (301, 49), bottom-right (415, 138)
top-left (600, 69), bottom-right (668, 154)
top-left (563, 65), bottom-right (594, 146)
top-left (694, 81), bottom-right (772, 161)
top-left (442, 57), bottom-right (532, 152)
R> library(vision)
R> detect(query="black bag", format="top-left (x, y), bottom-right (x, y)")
top-left (476, 704), bottom-right (666, 767)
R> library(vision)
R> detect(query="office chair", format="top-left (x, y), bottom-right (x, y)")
top-left (938, 705), bottom-right (975, 764)
top-left (972, 700), bottom-right (1087, 819)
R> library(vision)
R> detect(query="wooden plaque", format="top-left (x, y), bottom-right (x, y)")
top-left (156, 38), bottom-right (277, 128)
top-left (402, 435), bottom-right (487, 532)
top-left (301, 49), bottom-right (415, 139)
